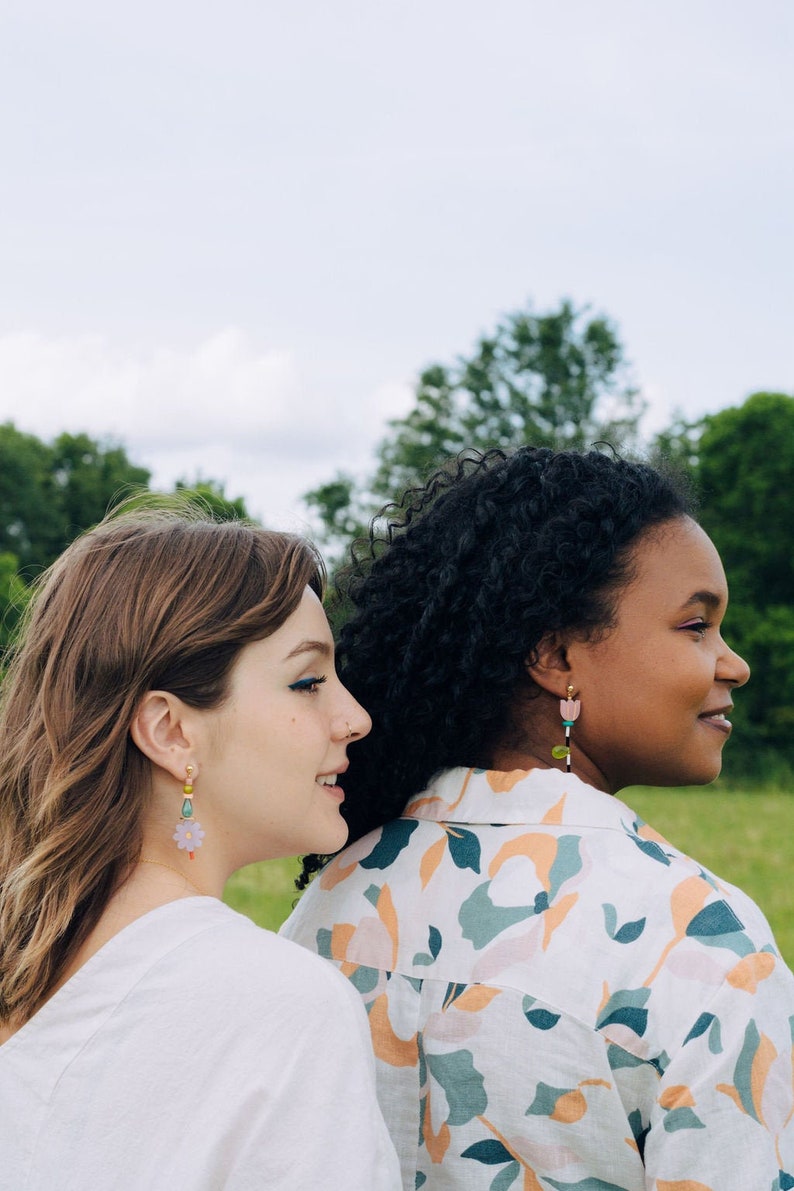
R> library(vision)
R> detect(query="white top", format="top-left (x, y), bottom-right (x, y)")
top-left (283, 766), bottom-right (794, 1190)
top-left (0, 897), bottom-right (401, 1189)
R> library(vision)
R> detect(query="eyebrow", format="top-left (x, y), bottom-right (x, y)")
top-left (680, 590), bottom-right (724, 611)
top-left (283, 639), bottom-right (334, 662)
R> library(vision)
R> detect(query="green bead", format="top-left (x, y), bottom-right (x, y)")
top-left (562, 719), bottom-right (575, 727)
top-left (551, 745), bottom-right (570, 759)
top-left (181, 798), bottom-right (194, 817)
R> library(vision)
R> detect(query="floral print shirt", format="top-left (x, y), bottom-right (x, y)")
top-left (282, 767), bottom-right (794, 1191)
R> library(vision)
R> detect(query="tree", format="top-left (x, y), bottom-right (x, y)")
top-left (0, 550), bottom-right (29, 656)
top-left (0, 424), bottom-right (151, 574)
top-left (305, 300), bottom-right (645, 553)
top-left (51, 432), bottom-right (150, 550)
top-left (0, 423), bottom-right (64, 572)
top-left (173, 477), bottom-right (251, 522)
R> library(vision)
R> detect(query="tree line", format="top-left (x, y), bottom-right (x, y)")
top-left (2, 300), bottom-right (792, 779)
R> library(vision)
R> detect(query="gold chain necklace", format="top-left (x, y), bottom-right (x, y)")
top-left (138, 858), bottom-right (207, 898)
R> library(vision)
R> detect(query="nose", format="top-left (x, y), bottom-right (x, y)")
top-left (718, 637), bottom-right (751, 689)
top-left (333, 695), bottom-right (372, 742)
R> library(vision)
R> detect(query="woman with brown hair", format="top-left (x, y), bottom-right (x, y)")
top-left (0, 502), bottom-right (400, 1189)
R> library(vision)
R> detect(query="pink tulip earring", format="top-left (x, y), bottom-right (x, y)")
top-left (552, 685), bottom-right (581, 773)
top-left (173, 765), bottom-right (205, 860)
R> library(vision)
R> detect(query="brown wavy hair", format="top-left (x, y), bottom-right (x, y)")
top-left (0, 499), bottom-right (324, 1025)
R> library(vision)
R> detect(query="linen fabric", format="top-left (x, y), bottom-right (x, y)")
top-left (282, 766), bottom-right (794, 1190)
top-left (0, 897), bottom-right (401, 1190)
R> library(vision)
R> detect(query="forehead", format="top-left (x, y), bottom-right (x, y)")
top-left (619, 518), bottom-right (728, 610)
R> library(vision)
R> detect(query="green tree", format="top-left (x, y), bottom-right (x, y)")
top-left (52, 432), bottom-right (150, 551)
top-left (0, 423), bottom-right (64, 571)
top-left (0, 424), bottom-right (151, 573)
top-left (0, 550), bottom-right (29, 656)
top-left (173, 477), bottom-right (251, 521)
top-left (305, 300), bottom-right (644, 552)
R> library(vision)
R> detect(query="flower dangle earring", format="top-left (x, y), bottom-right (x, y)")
top-left (552, 685), bottom-right (581, 773)
top-left (172, 765), bottom-right (205, 860)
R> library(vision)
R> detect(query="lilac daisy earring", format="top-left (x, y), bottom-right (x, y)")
top-left (173, 765), bottom-right (205, 860)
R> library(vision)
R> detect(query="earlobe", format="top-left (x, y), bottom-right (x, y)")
top-left (130, 691), bottom-right (195, 781)
top-left (526, 632), bottom-right (573, 697)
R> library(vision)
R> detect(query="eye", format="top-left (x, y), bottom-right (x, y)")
top-left (678, 618), bottom-right (710, 638)
top-left (288, 675), bottom-right (327, 694)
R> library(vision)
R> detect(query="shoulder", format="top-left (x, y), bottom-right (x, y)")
top-left (165, 898), bottom-right (362, 1006)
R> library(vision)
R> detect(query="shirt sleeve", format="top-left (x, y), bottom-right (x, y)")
top-left (643, 952), bottom-right (794, 1190)
top-left (225, 956), bottom-right (403, 1191)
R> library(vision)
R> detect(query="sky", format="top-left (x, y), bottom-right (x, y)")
top-left (1, 0), bottom-right (792, 533)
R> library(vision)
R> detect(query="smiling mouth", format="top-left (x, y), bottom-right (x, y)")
top-left (315, 774), bottom-right (344, 801)
top-left (699, 712), bottom-right (732, 736)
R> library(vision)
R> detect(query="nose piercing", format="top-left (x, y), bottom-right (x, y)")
top-left (345, 721), bottom-right (354, 738)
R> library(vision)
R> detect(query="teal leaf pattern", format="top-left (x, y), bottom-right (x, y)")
top-left (547, 834), bottom-right (583, 899)
top-left (606, 1044), bottom-right (646, 1071)
top-left (526, 1080), bottom-right (573, 1117)
top-left (525, 1008), bottom-right (560, 1031)
top-left (349, 964), bottom-right (380, 994)
top-left (426, 1049), bottom-right (487, 1125)
top-left (686, 900), bottom-right (745, 937)
top-left (602, 903), bottom-right (645, 944)
top-left (461, 1139), bottom-right (514, 1164)
top-left (491, 1163), bottom-right (521, 1191)
top-left (413, 925), bottom-right (443, 967)
top-left (683, 1012), bottom-right (723, 1055)
top-left (627, 1108), bottom-right (649, 1161)
top-left (622, 820), bottom-right (672, 866)
top-left (447, 826), bottom-right (482, 873)
top-left (315, 927), bottom-right (333, 960)
top-left (458, 881), bottom-right (533, 949)
top-left (727, 1018), bottom-right (765, 1123)
top-left (360, 818), bottom-right (419, 868)
top-left (662, 1106), bottom-right (706, 1132)
top-left (596, 987), bottom-right (651, 1038)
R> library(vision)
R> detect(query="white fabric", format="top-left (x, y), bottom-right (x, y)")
top-left (0, 897), bottom-right (401, 1189)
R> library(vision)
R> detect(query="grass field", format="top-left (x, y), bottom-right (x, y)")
top-left (225, 782), bottom-right (794, 967)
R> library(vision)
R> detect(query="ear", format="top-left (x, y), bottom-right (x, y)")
top-left (526, 632), bottom-right (573, 698)
top-left (130, 690), bottom-right (197, 783)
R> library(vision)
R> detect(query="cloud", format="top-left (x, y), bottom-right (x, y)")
top-left (0, 329), bottom-right (414, 529)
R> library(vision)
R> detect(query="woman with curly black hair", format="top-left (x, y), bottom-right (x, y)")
top-left (283, 446), bottom-right (794, 1190)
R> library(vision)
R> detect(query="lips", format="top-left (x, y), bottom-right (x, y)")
top-left (698, 708), bottom-right (732, 735)
top-left (315, 772), bottom-right (345, 802)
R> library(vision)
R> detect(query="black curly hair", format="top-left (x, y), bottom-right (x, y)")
top-left (298, 446), bottom-right (692, 887)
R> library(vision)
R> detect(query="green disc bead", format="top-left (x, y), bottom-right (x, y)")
top-left (551, 745), bottom-right (570, 759)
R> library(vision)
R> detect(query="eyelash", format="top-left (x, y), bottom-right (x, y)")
top-left (679, 619), bottom-right (711, 638)
top-left (288, 675), bottom-right (327, 694)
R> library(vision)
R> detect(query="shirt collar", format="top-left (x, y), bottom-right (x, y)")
top-left (403, 766), bottom-right (640, 832)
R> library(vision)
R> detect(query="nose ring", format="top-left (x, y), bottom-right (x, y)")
top-left (345, 721), bottom-right (354, 738)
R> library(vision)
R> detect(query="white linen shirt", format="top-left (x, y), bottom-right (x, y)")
top-left (0, 897), bottom-right (401, 1190)
top-left (282, 766), bottom-right (794, 1190)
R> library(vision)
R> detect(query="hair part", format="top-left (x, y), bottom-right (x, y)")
top-left (0, 498), bottom-right (324, 1023)
top-left (298, 445), bottom-right (692, 886)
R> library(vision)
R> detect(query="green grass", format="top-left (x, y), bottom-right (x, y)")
top-left (224, 783), bottom-right (794, 968)
top-left (224, 857), bottom-right (303, 932)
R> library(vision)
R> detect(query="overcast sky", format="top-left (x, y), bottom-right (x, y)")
top-left (1, 1), bottom-right (791, 532)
